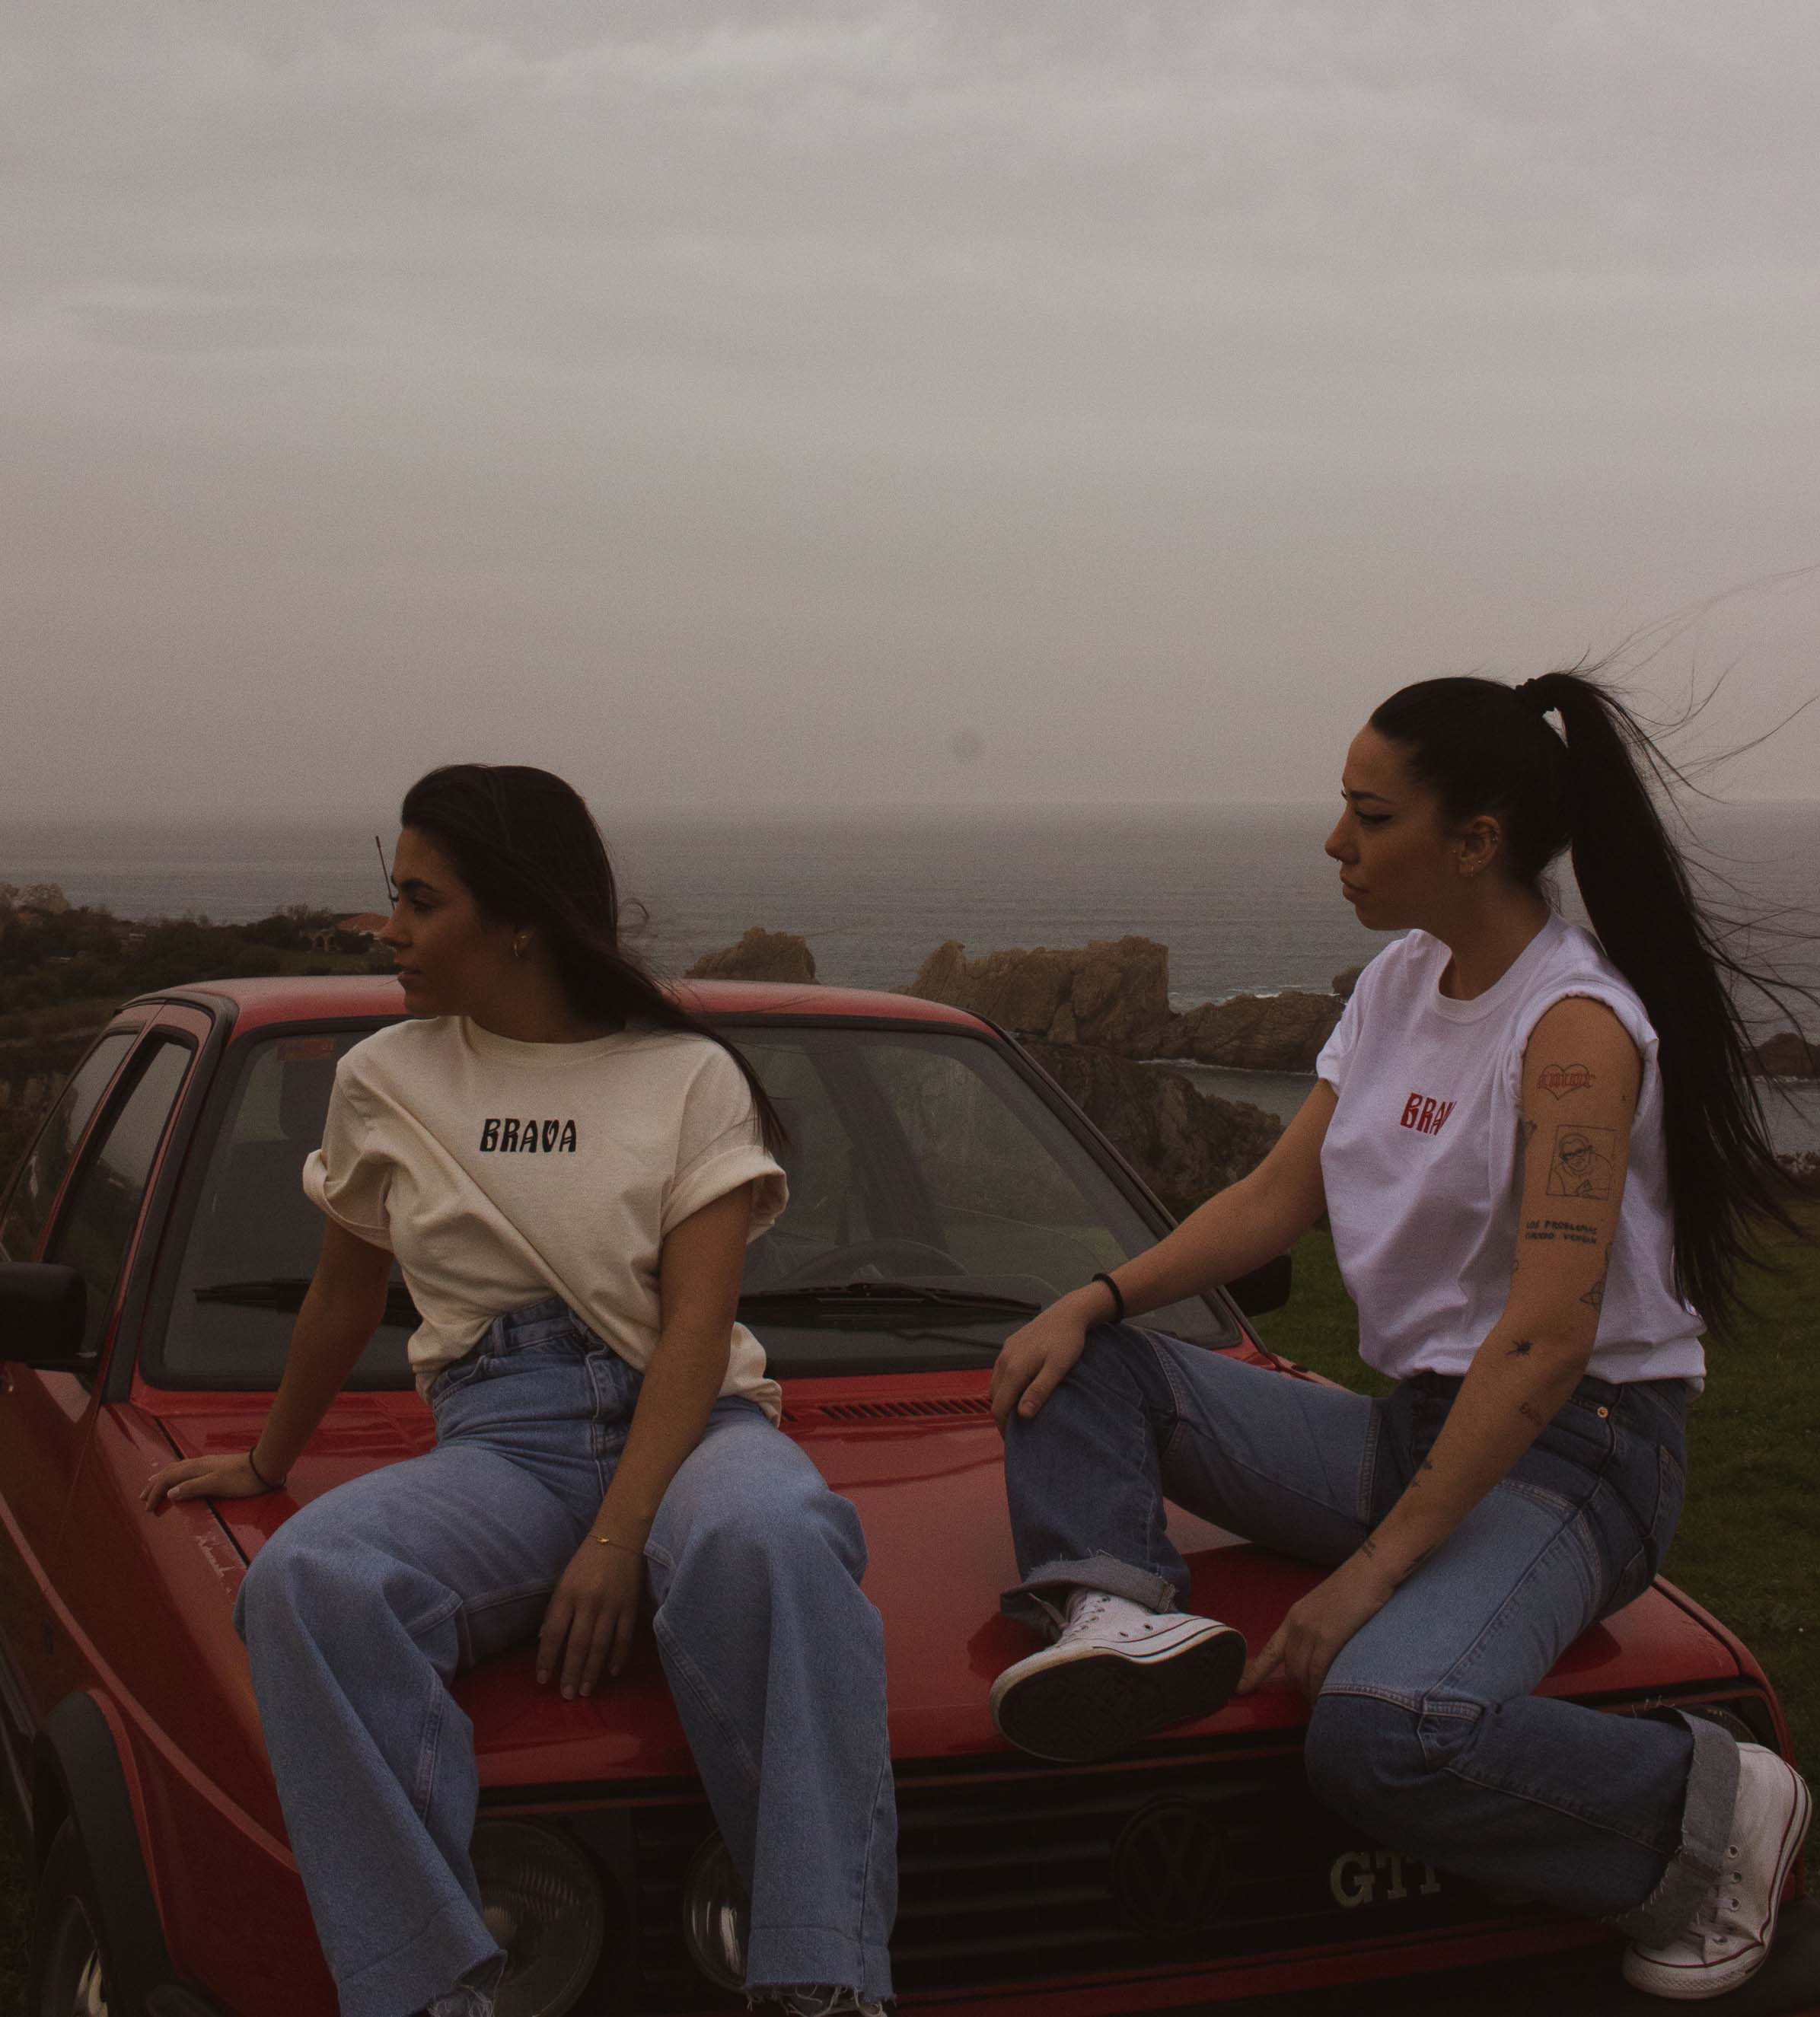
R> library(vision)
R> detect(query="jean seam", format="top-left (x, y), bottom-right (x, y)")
top-left (1421, 1502), bottom-right (1600, 1706)
top-left (1436, 1755), bottom-right (1685, 1856)
top-left (653, 1614), bottom-right (762, 1787)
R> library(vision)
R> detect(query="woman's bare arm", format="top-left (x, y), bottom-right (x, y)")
top-left (143, 1220), bottom-right (393, 1507)
top-left (991, 1081), bottom-right (1336, 1426)
top-left (536, 1181), bottom-right (754, 1697)
top-left (1242, 996), bottom-right (1641, 1697)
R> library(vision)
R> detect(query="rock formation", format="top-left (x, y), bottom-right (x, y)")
top-left (1333, 965), bottom-right (1364, 1002)
top-left (1152, 989), bottom-right (1344, 1073)
top-left (1025, 1043), bottom-right (1281, 1217)
top-left (1751, 1032), bottom-right (1818, 1079)
top-left (686, 928), bottom-right (818, 985)
top-left (905, 937), bottom-right (1172, 1055)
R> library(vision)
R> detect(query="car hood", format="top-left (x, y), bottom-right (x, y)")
top-left (150, 1375), bottom-right (1739, 1789)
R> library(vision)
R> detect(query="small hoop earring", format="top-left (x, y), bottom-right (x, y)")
top-left (513, 934), bottom-right (529, 959)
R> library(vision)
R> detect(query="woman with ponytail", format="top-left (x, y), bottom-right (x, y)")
top-left (144, 766), bottom-right (896, 2017)
top-left (987, 674), bottom-right (1810, 2001)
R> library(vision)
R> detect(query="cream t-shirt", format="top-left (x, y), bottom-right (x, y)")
top-left (301, 1017), bottom-right (789, 1420)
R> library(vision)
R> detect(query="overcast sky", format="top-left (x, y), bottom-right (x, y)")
top-left (7, 2), bottom-right (1820, 817)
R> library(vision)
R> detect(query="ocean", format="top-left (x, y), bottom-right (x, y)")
top-left (5, 802), bottom-right (1816, 1148)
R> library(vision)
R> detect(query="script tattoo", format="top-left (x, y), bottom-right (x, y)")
top-left (1546, 1125), bottom-right (1618, 1200)
top-left (1522, 1216), bottom-right (1601, 1247)
top-left (1581, 1244), bottom-right (1612, 1315)
top-left (1537, 1062), bottom-right (1595, 1100)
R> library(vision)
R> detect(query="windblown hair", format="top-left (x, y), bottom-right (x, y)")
top-left (1369, 671), bottom-right (1809, 1332)
top-left (399, 763), bottom-right (786, 1155)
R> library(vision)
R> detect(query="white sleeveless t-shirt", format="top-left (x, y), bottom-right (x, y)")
top-left (1315, 914), bottom-right (1705, 1387)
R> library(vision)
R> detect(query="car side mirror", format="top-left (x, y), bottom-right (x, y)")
top-left (1226, 1253), bottom-right (1291, 1318)
top-left (0, 1264), bottom-right (88, 1367)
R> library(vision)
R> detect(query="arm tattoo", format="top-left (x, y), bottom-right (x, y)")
top-left (1518, 1399), bottom-right (1548, 1428)
top-left (1522, 1216), bottom-right (1601, 1247)
top-left (1546, 1124), bottom-right (1618, 1200)
top-left (1506, 1337), bottom-right (1535, 1357)
top-left (1537, 1063), bottom-right (1595, 1099)
top-left (1581, 1243), bottom-right (1611, 1314)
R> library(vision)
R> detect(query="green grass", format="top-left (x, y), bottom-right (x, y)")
top-left (1250, 1209), bottom-right (1820, 1768)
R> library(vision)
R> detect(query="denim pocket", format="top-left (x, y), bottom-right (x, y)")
top-left (1597, 1420), bottom-right (1687, 1615)
top-left (426, 1346), bottom-right (489, 1406)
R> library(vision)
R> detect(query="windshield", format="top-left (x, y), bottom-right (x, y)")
top-left (150, 1021), bottom-right (1235, 1388)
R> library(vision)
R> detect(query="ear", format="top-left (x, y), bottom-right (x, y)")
top-left (1455, 814), bottom-right (1503, 878)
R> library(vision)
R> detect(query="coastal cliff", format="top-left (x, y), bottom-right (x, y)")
top-left (904, 935), bottom-right (1350, 1073)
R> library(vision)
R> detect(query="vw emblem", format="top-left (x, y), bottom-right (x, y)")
top-left (1111, 1799), bottom-right (1226, 1933)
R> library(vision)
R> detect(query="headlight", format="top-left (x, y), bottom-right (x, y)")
top-left (471, 1821), bottom-right (606, 2017)
top-left (682, 1833), bottom-right (750, 1993)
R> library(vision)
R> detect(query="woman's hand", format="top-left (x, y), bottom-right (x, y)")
top-left (537, 1538), bottom-right (646, 1700)
top-left (1238, 1547), bottom-right (1401, 1701)
top-left (141, 1453), bottom-right (276, 1511)
top-left (990, 1295), bottom-right (1095, 1429)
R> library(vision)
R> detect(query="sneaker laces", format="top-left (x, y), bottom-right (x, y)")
top-left (1681, 1841), bottom-right (1748, 1953)
top-left (1060, 1588), bottom-right (1123, 1641)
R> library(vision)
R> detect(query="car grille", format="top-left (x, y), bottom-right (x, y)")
top-left (622, 1746), bottom-right (1508, 2008)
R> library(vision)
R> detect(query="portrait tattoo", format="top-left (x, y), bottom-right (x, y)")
top-left (1546, 1124), bottom-right (1618, 1200)
top-left (1537, 1063), bottom-right (1595, 1100)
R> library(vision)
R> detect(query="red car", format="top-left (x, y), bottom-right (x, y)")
top-left (1, 977), bottom-right (1815, 2017)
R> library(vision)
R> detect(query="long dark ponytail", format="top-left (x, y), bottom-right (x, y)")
top-left (1370, 671), bottom-right (1810, 1331)
top-left (399, 764), bottom-right (786, 1157)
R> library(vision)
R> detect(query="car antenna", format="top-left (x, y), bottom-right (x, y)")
top-left (375, 836), bottom-right (397, 907)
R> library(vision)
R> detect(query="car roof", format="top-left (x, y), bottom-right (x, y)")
top-left (144, 974), bottom-right (996, 1036)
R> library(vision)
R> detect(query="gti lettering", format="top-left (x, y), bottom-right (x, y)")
top-left (478, 1117), bottom-right (579, 1153)
top-left (1329, 1848), bottom-right (1442, 1908)
top-left (1398, 1092), bottom-right (1455, 1136)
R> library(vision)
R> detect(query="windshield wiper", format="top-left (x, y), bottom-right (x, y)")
top-left (739, 1282), bottom-right (1042, 1315)
top-left (194, 1277), bottom-right (421, 1324)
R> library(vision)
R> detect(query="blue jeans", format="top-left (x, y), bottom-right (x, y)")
top-left (235, 1300), bottom-right (897, 2017)
top-left (1002, 1324), bottom-right (1737, 1947)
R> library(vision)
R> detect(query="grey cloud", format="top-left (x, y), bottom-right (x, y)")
top-left (4, 2), bottom-right (1819, 815)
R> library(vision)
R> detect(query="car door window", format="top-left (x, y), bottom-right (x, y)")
top-left (0, 1031), bottom-right (137, 1263)
top-left (45, 1040), bottom-right (193, 1359)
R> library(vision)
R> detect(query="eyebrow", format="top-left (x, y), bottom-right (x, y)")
top-left (395, 876), bottom-right (440, 897)
top-left (1341, 786), bottom-right (1394, 808)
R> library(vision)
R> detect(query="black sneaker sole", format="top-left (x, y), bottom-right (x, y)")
top-left (992, 1627), bottom-right (1247, 1764)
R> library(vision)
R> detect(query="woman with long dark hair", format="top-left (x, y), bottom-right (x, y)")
top-left (987, 673), bottom-right (1810, 2002)
top-left (144, 765), bottom-right (896, 2017)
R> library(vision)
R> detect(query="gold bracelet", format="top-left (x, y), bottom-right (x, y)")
top-left (591, 1532), bottom-right (643, 1557)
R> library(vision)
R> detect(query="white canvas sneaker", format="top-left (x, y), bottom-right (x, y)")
top-left (1623, 1742), bottom-right (1812, 2000)
top-left (990, 1588), bottom-right (1246, 1763)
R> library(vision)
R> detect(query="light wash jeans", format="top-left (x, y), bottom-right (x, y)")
top-left (1002, 1323), bottom-right (1738, 1947)
top-left (235, 1299), bottom-right (897, 2017)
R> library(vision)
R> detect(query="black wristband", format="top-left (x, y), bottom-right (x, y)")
top-left (1091, 1271), bottom-right (1126, 1323)
top-left (247, 1448), bottom-right (284, 1493)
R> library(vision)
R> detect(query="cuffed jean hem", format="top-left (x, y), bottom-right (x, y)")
top-left (335, 1892), bottom-right (502, 2017)
top-left (746, 1926), bottom-right (895, 2007)
top-left (1000, 1550), bottom-right (1181, 1634)
top-left (1606, 1713), bottom-right (1743, 1944)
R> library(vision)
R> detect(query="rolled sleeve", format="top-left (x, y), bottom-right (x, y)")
top-left (662, 1044), bottom-right (788, 1239)
top-left (302, 1073), bottom-right (394, 1252)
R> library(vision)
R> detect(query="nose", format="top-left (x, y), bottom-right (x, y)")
top-left (379, 900), bottom-right (410, 949)
top-left (1324, 814), bottom-right (1353, 864)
